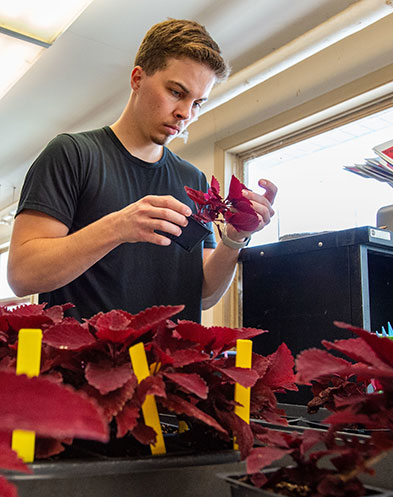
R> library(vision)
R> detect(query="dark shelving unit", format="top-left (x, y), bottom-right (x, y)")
top-left (240, 226), bottom-right (393, 403)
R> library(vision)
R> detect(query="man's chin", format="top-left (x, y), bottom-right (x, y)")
top-left (152, 134), bottom-right (174, 146)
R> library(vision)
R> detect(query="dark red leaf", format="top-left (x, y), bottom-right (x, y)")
top-left (0, 442), bottom-right (30, 473)
top-left (151, 344), bottom-right (175, 366)
top-left (174, 320), bottom-right (212, 348)
top-left (0, 371), bottom-right (108, 441)
top-left (209, 326), bottom-right (240, 354)
top-left (35, 437), bottom-right (68, 459)
top-left (300, 429), bottom-right (326, 455)
top-left (236, 327), bottom-right (268, 342)
top-left (334, 321), bottom-right (393, 368)
top-left (8, 303), bottom-right (46, 316)
top-left (116, 401), bottom-right (140, 438)
top-left (250, 472), bottom-right (268, 488)
top-left (228, 175), bottom-right (247, 201)
top-left (210, 176), bottom-right (221, 195)
top-left (94, 306), bottom-right (185, 344)
top-left (226, 176), bottom-right (260, 231)
top-left (219, 410), bottom-right (254, 458)
top-left (162, 372), bottom-right (208, 399)
top-left (225, 209), bottom-right (259, 232)
top-left (184, 186), bottom-right (209, 205)
top-left (262, 343), bottom-right (297, 390)
top-left (130, 421), bottom-right (157, 445)
top-left (253, 427), bottom-right (292, 448)
top-left (85, 361), bottom-right (134, 394)
top-left (246, 446), bottom-right (292, 474)
top-left (139, 375), bottom-right (167, 400)
top-left (0, 475), bottom-right (18, 497)
top-left (160, 393), bottom-right (228, 435)
top-left (4, 304), bottom-right (53, 331)
top-left (94, 310), bottom-right (133, 342)
top-left (171, 349), bottom-right (210, 367)
top-left (251, 353), bottom-right (269, 377)
top-left (296, 348), bottom-right (353, 384)
top-left (44, 303), bottom-right (74, 324)
top-left (213, 366), bottom-right (259, 387)
top-left (174, 322), bottom-right (265, 356)
top-left (130, 305), bottom-right (184, 332)
top-left (322, 336), bottom-right (389, 369)
top-left (82, 378), bottom-right (137, 422)
top-left (325, 409), bottom-right (387, 429)
top-left (250, 381), bottom-right (277, 415)
top-left (350, 363), bottom-right (393, 380)
top-left (136, 375), bottom-right (167, 405)
top-left (43, 321), bottom-right (96, 350)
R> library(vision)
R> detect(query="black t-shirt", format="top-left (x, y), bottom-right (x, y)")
top-left (17, 126), bottom-right (216, 322)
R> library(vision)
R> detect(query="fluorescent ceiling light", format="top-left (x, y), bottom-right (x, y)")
top-left (0, 0), bottom-right (94, 44)
top-left (0, 32), bottom-right (43, 99)
top-left (0, 0), bottom-right (94, 99)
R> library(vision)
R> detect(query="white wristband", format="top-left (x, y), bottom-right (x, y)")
top-left (221, 224), bottom-right (251, 250)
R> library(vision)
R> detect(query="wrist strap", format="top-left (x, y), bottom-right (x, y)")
top-left (221, 224), bottom-right (251, 250)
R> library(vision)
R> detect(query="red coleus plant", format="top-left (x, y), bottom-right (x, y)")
top-left (0, 368), bottom-right (108, 497)
top-left (243, 322), bottom-right (393, 496)
top-left (185, 175), bottom-right (260, 233)
top-left (0, 302), bottom-right (297, 464)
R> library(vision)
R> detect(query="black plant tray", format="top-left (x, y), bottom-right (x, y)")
top-left (237, 404), bottom-right (393, 493)
top-left (6, 431), bottom-right (243, 497)
top-left (218, 472), bottom-right (393, 497)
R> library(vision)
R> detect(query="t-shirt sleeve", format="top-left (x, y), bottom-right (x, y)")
top-left (16, 134), bottom-right (83, 229)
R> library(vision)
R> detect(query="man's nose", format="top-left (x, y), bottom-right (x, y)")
top-left (175, 101), bottom-right (193, 121)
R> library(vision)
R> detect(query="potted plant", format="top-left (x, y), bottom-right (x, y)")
top-left (0, 367), bottom-right (108, 497)
top-left (219, 321), bottom-right (393, 496)
top-left (0, 302), bottom-right (297, 497)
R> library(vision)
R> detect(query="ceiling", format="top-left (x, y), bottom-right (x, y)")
top-left (0, 0), bottom-right (359, 238)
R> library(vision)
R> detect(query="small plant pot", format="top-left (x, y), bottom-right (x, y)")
top-left (157, 216), bottom-right (212, 252)
top-left (217, 471), bottom-right (393, 497)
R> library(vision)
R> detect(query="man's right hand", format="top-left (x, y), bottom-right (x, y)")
top-left (114, 195), bottom-right (192, 246)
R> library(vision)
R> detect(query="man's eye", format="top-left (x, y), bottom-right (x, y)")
top-left (171, 90), bottom-right (181, 97)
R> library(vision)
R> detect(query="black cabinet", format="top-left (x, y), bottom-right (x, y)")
top-left (240, 226), bottom-right (393, 403)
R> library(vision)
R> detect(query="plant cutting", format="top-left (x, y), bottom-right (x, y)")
top-left (0, 302), bottom-right (297, 463)
top-left (222, 322), bottom-right (393, 497)
top-left (185, 175), bottom-right (260, 236)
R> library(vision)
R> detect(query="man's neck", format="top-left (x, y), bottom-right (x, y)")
top-left (110, 121), bottom-right (164, 163)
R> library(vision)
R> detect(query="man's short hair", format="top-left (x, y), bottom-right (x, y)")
top-left (135, 19), bottom-right (230, 82)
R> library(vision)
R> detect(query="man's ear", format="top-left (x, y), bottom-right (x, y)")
top-left (131, 66), bottom-right (144, 91)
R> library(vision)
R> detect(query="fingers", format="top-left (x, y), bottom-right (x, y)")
top-left (241, 179), bottom-right (278, 232)
top-left (148, 195), bottom-right (192, 221)
top-left (258, 179), bottom-right (278, 205)
top-left (117, 195), bottom-right (192, 245)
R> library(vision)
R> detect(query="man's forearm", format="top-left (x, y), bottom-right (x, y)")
top-left (201, 241), bottom-right (241, 310)
top-left (8, 212), bottom-right (122, 297)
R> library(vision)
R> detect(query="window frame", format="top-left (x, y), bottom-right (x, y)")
top-left (214, 82), bottom-right (393, 328)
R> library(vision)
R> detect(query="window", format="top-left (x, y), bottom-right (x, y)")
top-left (244, 105), bottom-right (393, 247)
top-left (0, 245), bottom-right (33, 305)
top-left (0, 248), bottom-right (14, 300)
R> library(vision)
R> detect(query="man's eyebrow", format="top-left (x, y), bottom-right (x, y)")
top-left (168, 80), bottom-right (209, 102)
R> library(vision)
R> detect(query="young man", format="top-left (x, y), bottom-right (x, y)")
top-left (7, 19), bottom-right (277, 322)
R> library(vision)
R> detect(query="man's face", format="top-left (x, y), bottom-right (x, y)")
top-left (131, 57), bottom-right (216, 146)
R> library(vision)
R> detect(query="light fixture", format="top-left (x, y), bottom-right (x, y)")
top-left (0, 32), bottom-right (44, 99)
top-left (0, 0), bottom-right (94, 99)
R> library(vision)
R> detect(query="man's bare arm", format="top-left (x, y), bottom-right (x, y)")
top-left (8, 195), bottom-right (192, 297)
